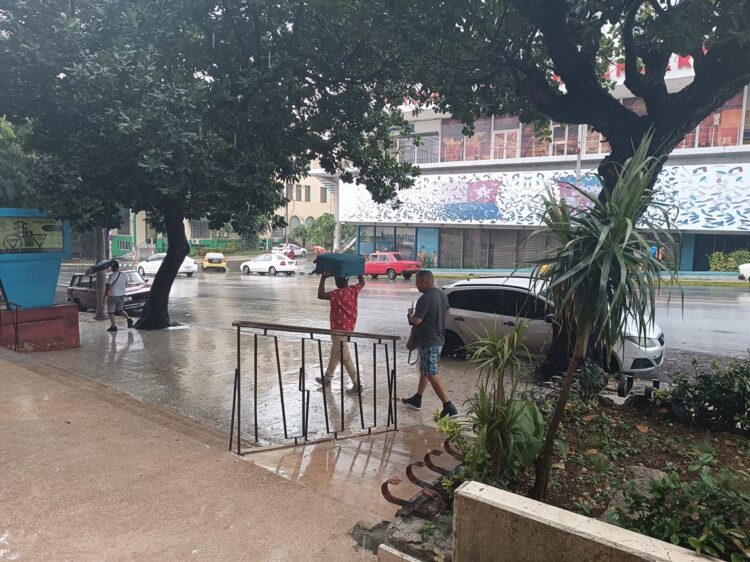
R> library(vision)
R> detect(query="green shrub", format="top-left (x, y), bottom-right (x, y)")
top-left (608, 459), bottom-right (750, 561)
top-left (708, 250), bottom-right (750, 272)
top-left (572, 364), bottom-right (610, 402)
top-left (667, 356), bottom-right (750, 433)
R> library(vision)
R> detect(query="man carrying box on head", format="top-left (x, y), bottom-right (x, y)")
top-left (316, 268), bottom-right (366, 394)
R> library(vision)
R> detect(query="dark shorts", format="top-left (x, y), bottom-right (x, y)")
top-left (107, 296), bottom-right (125, 314)
top-left (419, 346), bottom-right (442, 376)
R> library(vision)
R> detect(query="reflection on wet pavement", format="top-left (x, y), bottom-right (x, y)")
top-left (248, 425), bottom-right (449, 520)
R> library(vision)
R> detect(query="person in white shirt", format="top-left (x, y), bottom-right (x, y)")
top-left (103, 261), bottom-right (133, 332)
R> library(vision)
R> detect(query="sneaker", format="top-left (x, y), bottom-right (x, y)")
top-left (127, 318), bottom-right (134, 329)
top-left (345, 383), bottom-right (364, 395)
top-left (107, 326), bottom-right (117, 332)
top-left (315, 376), bottom-right (332, 386)
top-left (401, 394), bottom-right (422, 411)
top-left (439, 402), bottom-right (458, 418)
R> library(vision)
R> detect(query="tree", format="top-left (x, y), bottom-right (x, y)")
top-left (307, 213), bottom-right (356, 250)
top-left (528, 136), bottom-right (678, 500)
top-left (291, 224), bottom-right (309, 247)
top-left (373, 0), bottom-right (750, 195)
top-left (1, 0), bottom-right (417, 328)
top-left (0, 117), bottom-right (32, 207)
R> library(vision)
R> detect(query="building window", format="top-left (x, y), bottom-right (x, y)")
top-left (190, 219), bottom-right (210, 239)
top-left (359, 226), bottom-right (375, 255)
top-left (551, 123), bottom-right (580, 156)
top-left (118, 240), bottom-right (132, 251)
top-left (285, 184), bottom-right (293, 200)
top-left (398, 136), bottom-right (415, 163)
top-left (441, 119), bottom-right (465, 162)
top-left (118, 208), bottom-right (131, 236)
top-left (415, 134), bottom-right (439, 163)
top-left (463, 229), bottom-right (489, 268)
top-left (305, 217), bottom-right (314, 227)
top-left (289, 216), bottom-right (301, 232)
top-left (395, 227), bottom-right (416, 258)
top-left (675, 127), bottom-right (698, 149)
top-left (439, 229), bottom-right (463, 269)
top-left (493, 116), bottom-right (520, 159)
top-left (697, 90), bottom-right (744, 147)
top-left (520, 125), bottom-right (550, 158)
top-left (584, 125), bottom-right (610, 154)
top-left (295, 184), bottom-right (302, 201)
top-left (464, 118), bottom-right (492, 161)
top-left (304, 185), bottom-right (311, 202)
top-left (375, 226), bottom-right (395, 252)
top-left (320, 185), bottom-right (328, 203)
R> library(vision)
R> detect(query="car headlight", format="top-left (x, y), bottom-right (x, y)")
top-left (624, 335), bottom-right (661, 348)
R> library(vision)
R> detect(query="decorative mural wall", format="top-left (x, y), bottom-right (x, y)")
top-left (340, 163), bottom-right (750, 232)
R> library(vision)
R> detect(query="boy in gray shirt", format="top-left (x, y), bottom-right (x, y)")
top-left (401, 270), bottom-right (457, 418)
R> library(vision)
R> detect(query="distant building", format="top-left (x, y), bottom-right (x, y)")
top-left (340, 55), bottom-right (750, 271)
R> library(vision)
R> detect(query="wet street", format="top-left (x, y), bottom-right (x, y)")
top-left (47, 263), bottom-right (750, 443)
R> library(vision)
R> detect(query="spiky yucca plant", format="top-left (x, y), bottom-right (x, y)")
top-left (529, 134), bottom-right (680, 499)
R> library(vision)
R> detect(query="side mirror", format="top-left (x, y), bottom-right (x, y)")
top-left (545, 313), bottom-right (555, 324)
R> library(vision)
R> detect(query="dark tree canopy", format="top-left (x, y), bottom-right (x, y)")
top-left (0, 0), bottom-right (419, 328)
top-left (370, 0), bottom-right (750, 192)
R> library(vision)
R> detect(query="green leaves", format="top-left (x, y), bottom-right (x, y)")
top-left (530, 132), bottom-right (680, 361)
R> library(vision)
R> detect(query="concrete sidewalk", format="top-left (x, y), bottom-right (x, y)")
top-left (0, 352), bottom-right (445, 561)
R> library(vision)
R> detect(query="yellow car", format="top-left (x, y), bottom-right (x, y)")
top-left (202, 252), bottom-right (227, 272)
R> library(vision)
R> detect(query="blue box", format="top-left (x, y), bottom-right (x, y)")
top-left (0, 209), bottom-right (70, 309)
top-left (312, 253), bottom-right (365, 277)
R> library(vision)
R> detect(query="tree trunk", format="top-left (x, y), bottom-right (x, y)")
top-left (94, 227), bottom-right (107, 320)
top-left (134, 204), bottom-right (189, 330)
top-left (531, 335), bottom-right (586, 500)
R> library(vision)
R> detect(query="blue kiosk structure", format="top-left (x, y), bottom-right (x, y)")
top-left (0, 208), bottom-right (79, 351)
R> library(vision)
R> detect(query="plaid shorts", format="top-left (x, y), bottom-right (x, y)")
top-left (419, 346), bottom-right (442, 376)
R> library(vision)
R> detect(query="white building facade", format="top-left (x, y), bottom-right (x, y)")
top-left (341, 55), bottom-right (750, 271)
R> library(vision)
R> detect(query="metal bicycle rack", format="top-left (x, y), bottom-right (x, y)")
top-left (228, 320), bottom-right (400, 454)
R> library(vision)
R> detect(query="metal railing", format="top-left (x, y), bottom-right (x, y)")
top-left (228, 320), bottom-right (400, 454)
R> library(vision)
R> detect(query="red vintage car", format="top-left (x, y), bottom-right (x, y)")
top-left (67, 270), bottom-right (151, 314)
top-left (364, 252), bottom-right (422, 280)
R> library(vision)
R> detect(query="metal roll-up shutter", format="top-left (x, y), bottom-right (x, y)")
top-left (488, 230), bottom-right (518, 268)
top-left (517, 231), bottom-right (549, 266)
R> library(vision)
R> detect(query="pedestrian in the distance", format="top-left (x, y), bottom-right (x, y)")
top-left (103, 261), bottom-right (133, 332)
top-left (401, 270), bottom-right (457, 418)
top-left (316, 268), bottom-right (366, 394)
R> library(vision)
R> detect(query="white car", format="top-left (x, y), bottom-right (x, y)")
top-left (272, 243), bottom-right (307, 258)
top-left (739, 262), bottom-right (750, 281)
top-left (136, 253), bottom-right (198, 277)
top-left (241, 253), bottom-right (297, 276)
top-left (442, 277), bottom-right (665, 374)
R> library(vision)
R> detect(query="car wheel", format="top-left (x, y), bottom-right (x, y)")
top-left (442, 330), bottom-right (466, 359)
top-left (243, 265), bottom-right (250, 275)
top-left (285, 271), bottom-right (293, 276)
top-left (386, 268), bottom-right (397, 280)
top-left (269, 266), bottom-right (277, 276)
top-left (403, 273), bottom-right (412, 280)
top-left (186, 272), bottom-right (194, 277)
top-left (370, 275), bottom-right (379, 279)
top-left (138, 267), bottom-right (145, 276)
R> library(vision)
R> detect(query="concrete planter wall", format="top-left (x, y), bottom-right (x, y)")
top-left (452, 481), bottom-right (717, 562)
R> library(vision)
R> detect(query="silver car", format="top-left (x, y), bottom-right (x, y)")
top-left (442, 277), bottom-right (665, 374)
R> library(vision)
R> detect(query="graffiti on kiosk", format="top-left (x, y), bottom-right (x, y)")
top-left (340, 164), bottom-right (750, 231)
top-left (0, 218), bottom-right (64, 253)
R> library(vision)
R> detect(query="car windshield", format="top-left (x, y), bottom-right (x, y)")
top-left (126, 271), bottom-right (146, 284)
top-left (391, 253), bottom-right (409, 261)
top-left (272, 254), bottom-right (286, 259)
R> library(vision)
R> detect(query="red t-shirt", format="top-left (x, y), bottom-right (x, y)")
top-left (329, 284), bottom-right (363, 332)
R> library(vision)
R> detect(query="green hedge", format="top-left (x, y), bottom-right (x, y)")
top-left (708, 250), bottom-right (750, 272)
